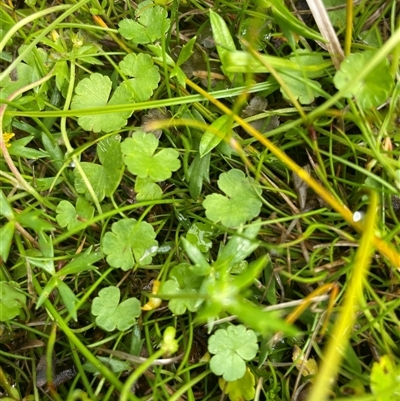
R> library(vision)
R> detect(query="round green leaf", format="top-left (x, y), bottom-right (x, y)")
top-left (0, 282), bottom-right (26, 321)
top-left (91, 286), bottom-right (141, 332)
top-left (101, 218), bottom-right (158, 270)
top-left (333, 50), bottom-right (394, 109)
top-left (203, 169), bottom-right (262, 228)
top-left (208, 325), bottom-right (258, 381)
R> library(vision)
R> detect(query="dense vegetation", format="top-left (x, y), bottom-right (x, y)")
top-left (1, 0), bottom-right (399, 400)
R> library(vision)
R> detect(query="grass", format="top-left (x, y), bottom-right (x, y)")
top-left (0, 0), bottom-right (400, 400)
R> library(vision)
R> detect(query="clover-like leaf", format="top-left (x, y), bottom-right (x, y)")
top-left (135, 177), bottom-right (163, 201)
top-left (333, 50), bottom-right (394, 109)
top-left (279, 50), bottom-right (326, 104)
top-left (121, 131), bottom-right (181, 182)
top-left (91, 286), bottom-right (141, 332)
top-left (324, 0), bottom-right (346, 28)
top-left (56, 197), bottom-right (94, 231)
top-left (118, 0), bottom-right (170, 45)
top-left (74, 135), bottom-right (124, 202)
top-left (101, 218), bottom-right (158, 270)
top-left (279, 70), bottom-right (322, 105)
top-left (219, 368), bottom-right (256, 401)
top-left (0, 282), bottom-right (26, 321)
top-left (119, 53), bottom-right (160, 102)
top-left (70, 73), bottom-right (134, 133)
top-left (371, 355), bottom-right (400, 401)
top-left (160, 263), bottom-right (203, 315)
top-left (208, 325), bottom-right (258, 382)
top-left (203, 169), bottom-right (262, 228)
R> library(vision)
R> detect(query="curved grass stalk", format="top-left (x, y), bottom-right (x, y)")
top-left (308, 191), bottom-right (379, 401)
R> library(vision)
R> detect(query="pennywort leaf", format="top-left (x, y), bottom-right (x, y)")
top-left (160, 263), bottom-right (203, 315)
top-left (203, 169), bottom-right (262, 228)
top-left (101, 218), bottom-right (158, 270)
top-left (118, 0), bottom-right (170, 45)
top-left (0, 282), bottom-right (26, 321)
top-left (91, 286), bottom-right (141, 332)
top-left (119, 53), bottom-right (160, 102)
top-left (56, 197), bottom-right (95, 231)
top-left (333, 50), bottom-right (394, 109)
top-left (208, 325), bottom-right (258, 381)
top-left (219, 368), bottom-right (256, 401)
top-left (135, 177), bottom-right (163, 201)
top-left (121, 131), bottom-right (181, 182)
top-left (70, 73), bottom-right (134, 133)
top-left (370, 355), bottom-right (400, 401)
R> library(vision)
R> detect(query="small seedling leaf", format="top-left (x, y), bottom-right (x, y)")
top-left (203, 169), bottom-right (262, 228)
top-left (176, 36), bottom-right (197, 66)
top-left (16, 211), bottom-right (54, 232)
top-left (135, 177), bottom-right (163, 201)
top-left (0, 222), bottom-right (15, 262)
top-left (370, 355), bottom-right (400, 401)
top-left (0, 282), bottom-right (26, 321)
top-left (57, 278), bottom-right (79, 321)
top-left (218, 223), bottom-right (260, 269)
top-left (91, 286), bottom-right (141, 332)
top-left (56, 197), bottom-right (95, 231)
top-left (101, 218), bottom-right (158, 270)
top-left (219, 368), bottom-right (256, 401)
top-left (0, 189), bottom-right (14, 219)
top-left (333, 50), bottom-right (394, 109)
top-left (279, 70), bottom-right (322, 104)
top-left (324, 0), bottom-right (346, 28)
top-left (292, 345), bottom-right (318, 378)
top-left (199, 115), bottom-right (232, 158)
top-left (160, 263), bottom-right (203, 315)
top-left (74, 135), bottom-right (124, 202)
top-left (70, 73), bottom-right (134, 133)
top-left (208, 325), bottom-right (258, 381)
top-left (8, 136), bottom-right (48, 159)
top-left (186, 222), bottom-right (213, 253)
top-left (83, 356), bottom-right (131, 374)
top-left (269, 0), bottom-right (324, 43)
top-left (209, 10), bottom-right (241, 83)
top-left (37, 232), bottom-right (55, 275)
top-left (188, 152), bottom-right (210, 200)
top-left (181, 238), bottom-right (211, 275)
top-left (121, 131), bottom-right (180, 182)
top-left (118, 0), bottom-right (170, 44)
top-left (56, 249), bottom-right (103, 277)
top-left (119, 53), bottom-right (160, 102)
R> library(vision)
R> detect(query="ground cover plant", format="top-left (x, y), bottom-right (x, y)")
top-left (0, 0), bottom-right (400, 400)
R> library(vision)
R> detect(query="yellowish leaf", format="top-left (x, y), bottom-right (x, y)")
top-left (292, 345), bottom-right (318, 378)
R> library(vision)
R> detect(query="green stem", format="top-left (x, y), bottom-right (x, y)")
top-left (119, 350), bottom-right (164, 401)
top-left (0, 365), bottom-right (21, 400)
top-left (344, 0), bottom-right (353, 56)
top-left (168, 370), bottom-right (211, 401)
